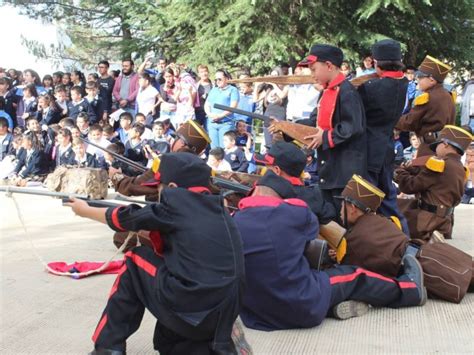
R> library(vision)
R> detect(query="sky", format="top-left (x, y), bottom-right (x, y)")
top-left (0, 5), bottom-right (63, 77)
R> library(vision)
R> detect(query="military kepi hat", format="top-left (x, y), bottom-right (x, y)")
top-left (416, 55), bottom-right (452, 83)
top-left (254, 141), bottom-right (306, 177)
top-left (372, 39), bottom-right (402, 61)
top-left (299, 44), bottom-right (344, 67)
top-left (173, 120), bottom-right (211, 155)
top-left (430, 125), bottom-right (473, 154)
top-left (155, 152), bottom-right (211, 188)
top-left (336, 175), bottom-right (385, 212)
top-left (256, 170), bottom-right (296, 199)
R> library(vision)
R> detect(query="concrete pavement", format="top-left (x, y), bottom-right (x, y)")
top-left (0, 192), bottom-right (473, 354)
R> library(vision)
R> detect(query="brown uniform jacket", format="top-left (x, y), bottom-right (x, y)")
top-left (341, 213), bottom-right (408, 278)
top-left (395, 153), bottom-right (466, 240)
top-left (113, 168), bottom-right (158, 201)
top-left (396, 84), bottom-right (455, 157)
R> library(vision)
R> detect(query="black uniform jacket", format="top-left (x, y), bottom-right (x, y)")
top-left (300, 79), bottom-right (367, 189)
top-left (105, 187), bottom-right (245, 325)
top-left (358, 76), bottom-right (408, 173)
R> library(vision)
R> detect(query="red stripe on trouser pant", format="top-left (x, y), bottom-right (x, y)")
top-left (91, 249), bottom-right (159, 346)
top-left (92, 314), bottom-right (108, 343)
top-left (330, 267), bottom-right (416, 288)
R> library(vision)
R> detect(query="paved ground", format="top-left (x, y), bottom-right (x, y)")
top-left (0, 191), bottom-right (473, 354)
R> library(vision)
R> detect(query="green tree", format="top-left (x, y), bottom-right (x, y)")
top-left (9, 0), bottom-right (474, 77)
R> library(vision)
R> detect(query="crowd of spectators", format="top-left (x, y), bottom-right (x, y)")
top-left (0, 58), bottom-right (472, 202)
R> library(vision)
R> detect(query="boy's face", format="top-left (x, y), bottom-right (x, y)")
top-left (410, 135), bottom-right (420, 149)
top-left (0, 124), bottom-right (7, 135)
top-left (129, 128), bottom-right (138, 139)
top-left (435, 141), bottom-right (453, 157)
top-left (309, 61), bottom-right (332, 85)
top-left (207, 154), bottom-right (219, 168)
top-left (153, 125), bottom-right (164, 137)
top-left (236, 121), bottom-right (247, 134)
top-left (62, 75), bottom-right (70, 85)
top-left (55, 91), bottom-right (67, 102)
top-left (417, 76), bottom-right (437, 91)
top-left (339, 201), bottom-right (362, 226)
top-left (198, 68), bottom-right (209, 80)
top-left (72, 143), bottom-right (85, 157)
top-left (138, 77), bottom-right (149, 88)
top-left (77, 117), bottom-right (88, 129)
top-left (90, 130), bottom-right (102, 142)
top-left (27, 120), bottom-right (40, 132)
top-left (120, 118), bottom-right (131, 129)
top-left (70, 90), bottom-right (81, 102)
top-left (86, 87), bottom-right (97, 97)
top-left (405, 69), bottom-right (416, 81)
top-left (223, 136), bottom-right (234, 149)
top-left (135, 115), bottom-right (146, 125)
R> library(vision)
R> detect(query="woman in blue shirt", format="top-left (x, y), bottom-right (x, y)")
top-left (204, 69), bottom-right (239, 148)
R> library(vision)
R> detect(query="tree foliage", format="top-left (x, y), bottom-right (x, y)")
top-left (9, 0), bottom-right (474, 76)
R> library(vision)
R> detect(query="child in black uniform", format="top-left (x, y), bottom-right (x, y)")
top-left (66, 153), bottom-right (245, 355)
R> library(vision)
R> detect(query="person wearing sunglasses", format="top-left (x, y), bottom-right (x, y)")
top-left (204, 69), bottom-right (239, 148)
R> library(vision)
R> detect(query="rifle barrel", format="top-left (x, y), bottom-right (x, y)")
top-left (213, 104), bottom-right (270, 124)
top-left (79, 137), bottom-right (147, 173)
top-left (0, 186), bottom-right (88, 199)
top-left (211, 176), bottom-right (252, 194)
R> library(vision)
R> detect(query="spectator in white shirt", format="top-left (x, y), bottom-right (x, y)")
top-left (136, 73), bottom-right (160, 126)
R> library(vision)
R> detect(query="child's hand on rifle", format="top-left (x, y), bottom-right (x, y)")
top-left (64, 197), bottom-right (90, 217)
top-left (267, 117), bottom-right (281, 134)
top-left (108, 166), bottom-right (122, 179)
top-left (304, 128), bottom-right (323, 149)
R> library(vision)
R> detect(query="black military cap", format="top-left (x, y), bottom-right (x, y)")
top-left (156, 152), bottom-right (211, 188)
top-left (299, 44), bottom-right (344, 67)
top-left (254, 141), bottom-right (306, 177)
top-left (256, 170), bottom-right (296, 198)
top-left (372, 39), bottom-right (402, 61)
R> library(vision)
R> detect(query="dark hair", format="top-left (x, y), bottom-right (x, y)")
top-left (223, 130), bottom-right (237, 142)
top-left (152, 121), bottom-right (165, 129)
top-left (23, 131), bottom-right (41, 150)
top-left (0, 96), bottom-right (5, 110)
top-left (119, 112), bottom-right (133, 121)
top-left (139, 73), bottom-right (152, 81)
top-left (54, 85), bottom-right (67, 94)
top-left (24, 69), bottom-right (41, 85)
top-left (88, 73), bottom-right (99, 81)
top-left (216, 68), bottom-right (232, 80)
top-left (72, 70), bottom-right (85, 83)
top-left (53, 71), bottom-right (64, 78)
top-left (405, 65), bottom-right (417, 71)
top-left (209, 147), bottom-right (225, 160)
top-left (376, 60), bottom-right (404, 71)
top-left (98, 60), bottom-right (110, 67)
top-left (42, 74), bottom-right (53, 86)
top-left (90, 124), bottom-right (103, 133)
top-left (102, 124), bottom-right (114, 135)
top-left (70, 85), bottom-right (83, 96)
top-left (122, 59), bottom-right (134, 66)
top-left (135, 112), bottom-right (146, 120)
top-left (60, 117), bottom-right (75, 128)
top-left (111, 70), bottom-right (120, 78)
top-left (106, 143), bottom-right (120, 154)
top-left (77, 112), bottom-right (89, 122)
top-left (0, 77), bottom-right (11, 88)
top-left (24, 83), bottom-right (38, 97)
top-left (86, 80), bottom-right (98, 89)
top-left (58, 127), bottom-right (72, 140)
top-left (132, 123), bottom-right (145, 136)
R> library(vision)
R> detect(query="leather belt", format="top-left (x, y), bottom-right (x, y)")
top-left (418, 200), bottom-right (454, 218)
top-left (419, 131), bottom-right (440, 144)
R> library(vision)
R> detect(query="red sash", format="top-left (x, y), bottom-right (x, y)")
top-left (317, 72), bottom-right (346, 148)
top-left (379, 71), bottom-right (404, 79)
